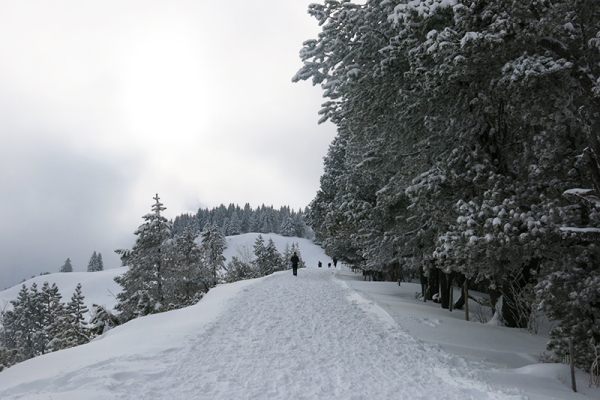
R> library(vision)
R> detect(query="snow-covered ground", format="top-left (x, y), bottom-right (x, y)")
top-left (0, 234), bottom-right (597, 399)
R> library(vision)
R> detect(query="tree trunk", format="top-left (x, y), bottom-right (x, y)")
top-left (464, 279), bottom-right (469, 321)
top-left (453, 274), bottom-right (466, 310)
top-left (440, 271), bottom-right (449, 309)
top-left (428, 267), bottom-right (439, 301)
top-left (419, 266), bottom-right (427, 299)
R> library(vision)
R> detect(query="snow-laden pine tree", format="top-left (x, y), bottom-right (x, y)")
top-left (114, 194), bottom-right (172, 322)
top-left (227, 211), bottom-right (242, 236)
top-left (200, 222), bottom-right (226, 287)
top-left (52, 283), bottom-right (90, 350)
top-left (280, 217), bottom-right (296, 237)
top-left (87, 252), bottom-right (98, 272)
top-left (164, 226), bottom-right (210, 307)
top-left (1, 284), bottom-right (44, 361)
top-left (253, 235), bottom-right (287, 276)
top-left (60, 258), bottom-right (73, 273)
top-left (251, 235), bottom-right (269, 276)
top-left (97, 253), bottom-right (104, 271)
top-left (265, 238), bottom-right (284, 273)
top-left (39, 282), bottom-right (64, 354)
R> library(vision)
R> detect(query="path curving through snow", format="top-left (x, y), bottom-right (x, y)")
top-left (137, 268), bottom-right (523, 400)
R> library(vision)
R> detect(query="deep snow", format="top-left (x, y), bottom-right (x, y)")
top-left (0, 233), bottom-right (597, 399)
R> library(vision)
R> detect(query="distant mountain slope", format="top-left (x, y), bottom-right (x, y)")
top-left (0, 268), bottom-right (124, 314)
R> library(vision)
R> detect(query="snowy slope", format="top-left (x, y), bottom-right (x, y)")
top-left (0, 234), bottom-right (596, 399)
top-left (0, 269), bottom-right (125, 314)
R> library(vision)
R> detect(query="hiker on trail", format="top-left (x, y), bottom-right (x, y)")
top-left (328, 263), bottom-right (331, 268)
top-left (333, 258), bottom-right (337, 268)
top-left (318, 261), bottom-right (322, 268)
top-left (291, 252), bottom-right (299, 276)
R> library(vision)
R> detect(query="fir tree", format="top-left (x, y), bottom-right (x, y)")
top-left (251, 235), bottom-right (269, 276)
top-left (87, 252), bottom-right (98, 272)
top-left (53, 283), bottom-right (90, 349)
top-left (200, 223), bottom-right (227, 287)
top-left (227, 211), bottom-right (242, 236)
top-left (265, 238), bottom-right (284, 273)
top-left (165, 226), bottom-right (210, 307)
top-left (96, 253), bottom-right (104, 271)
top-left (2, 284), bottom-right (45, 361)
top-left (114, 194), bottom-right (172, 322)
top-left (39, 282), bottom-right (64, 354)
top-left (280, 217), bottom-right (296, 237)
top-left (60, 258), bottom-right (73, 273)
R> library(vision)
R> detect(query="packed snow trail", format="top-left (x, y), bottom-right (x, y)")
top-left (136, 268), bottom-right (522, 400)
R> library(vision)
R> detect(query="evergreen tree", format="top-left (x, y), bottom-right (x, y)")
top-left (53, 283), bottom-right (90, 350)
top-left (251, 235), bottom-right (269, 276)
top-left (60, 258), bottom-right (73, 273)
top-left (87, 252), bottom-right (98, 272)
top-left (280, 217), bottom-right (296, 237)
top-left (96, 253), bottom-right (104, 271)
top-left (265, 238), bottom-right (284, 273)
top-left (165, 226), bottom-right (210, 307)
top-left (2, 284), bottom-right (44, 361)
top-left (227, 211), bottom-right (242, 236)
top-left (40, 282), bottom-right (64, 354)
top-left (114, 194), bottom-right (172, 322)
top-left (200, 222), bottom-right (227, 287)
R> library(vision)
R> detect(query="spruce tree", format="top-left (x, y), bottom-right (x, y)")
top-left (60, 258), bottom-right (73, 273)
top-left (2, 284), bottom-right (45, 361)
top-left (265, 238), bottom-right (284, 273)
top-left (87, 252), bottom-right (98, 272)
top-left (114, 194), bottom-right (172, 322)
top-left (39, 282), bottom-right (64, 354)
top-left (53, 283), bottom-right (90, 349)
top-left (200, 222), bottom-right (226, 287)
top-left (96, 253), bottom-right (104, 271)
top-left (251, 235), bottom-right (268, 276)
top-left (165, 226), bottom-right (210, 307)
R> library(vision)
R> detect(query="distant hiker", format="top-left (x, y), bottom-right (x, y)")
top-left (328, 262), bottom-right (331, 268)
top-left (318, 261), bottom-right (322, 268)
top-left (291, 252), bottom-right (299, 276)
top-left (333, 257), bottom-right (337, 268)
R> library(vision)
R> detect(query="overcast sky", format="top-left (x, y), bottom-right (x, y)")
top-left (0, 0), bottom-right (338, 289)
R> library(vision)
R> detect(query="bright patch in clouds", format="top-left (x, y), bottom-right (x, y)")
top-left (121, 27), bottom-right (209, 145)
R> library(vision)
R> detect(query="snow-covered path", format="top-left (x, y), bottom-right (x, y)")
top-left (136, 268), bottom-right (522, 400)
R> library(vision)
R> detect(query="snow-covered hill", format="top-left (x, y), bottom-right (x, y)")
top-left (0, 234), bottom-right (596, 399)
top-left (0, 269), bottom-right (124, 314)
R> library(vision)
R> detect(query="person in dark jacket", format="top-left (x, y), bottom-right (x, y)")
top-left (318, 261), bottom-right (322, 268)
top-left (291, 252), bottom-right (299, 276)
